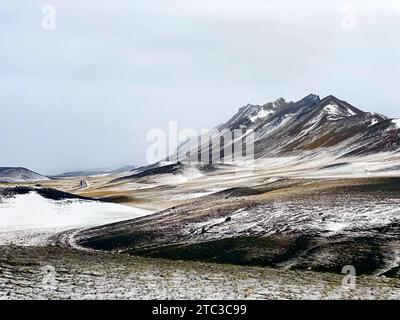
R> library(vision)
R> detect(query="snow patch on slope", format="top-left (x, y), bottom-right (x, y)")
top-left (323, 104), bottom-right (356, 120)
top-left (370, 118), bottom-right (379, 126)
top-left (248, 109), bottom-right (274, 123)
top-left (391, 119), bottom-right (400, 129)
top-left (0, 191), bottom-right (153, 245)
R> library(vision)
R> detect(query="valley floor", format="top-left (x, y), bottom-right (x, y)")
top-left (1, 245), bottom-right (400, 300)
top-left (2, 162), bottom-right (400, 300)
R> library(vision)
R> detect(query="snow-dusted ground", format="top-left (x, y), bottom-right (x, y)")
top-left (1, 246), bottom-right (400, 300)
top-left (180, 191), bottom-right (400, 241)
top-left (250, 152), bottom-right (400, 178)
top-left (2, 161), bottom-right (400, 299)
top-left (0, 191), bottom-right (153, 246)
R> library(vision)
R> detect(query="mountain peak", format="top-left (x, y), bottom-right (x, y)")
top-left (294, 93), bottom-right (320, 109)
top-left (318, 95), bottom-right (364, 117)
top-left (304, 93), bottom-right (320, 101)
top-left (262, 97), bottom-right (287, 109)
top-left (321, 95), bottom-right (342, 103)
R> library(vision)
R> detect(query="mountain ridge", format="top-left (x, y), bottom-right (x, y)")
top-left (177, 93), bottom-right (400, 162)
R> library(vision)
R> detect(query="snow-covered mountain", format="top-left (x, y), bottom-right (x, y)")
top-left (0, 167), bottom-right (49, 183)
top-left (177, 94), bottom-right (399, 161)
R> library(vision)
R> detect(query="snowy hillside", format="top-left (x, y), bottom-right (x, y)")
top-left (0, 167), bottom-right (49, 183)
top-left (0, 186), bottom-right (153, 246)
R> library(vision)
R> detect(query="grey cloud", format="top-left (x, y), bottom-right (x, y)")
top-left (0, 0), bottom-right (399, 174)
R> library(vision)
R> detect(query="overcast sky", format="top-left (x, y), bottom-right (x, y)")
top-left (1, 0), bottom-right (399, 174)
